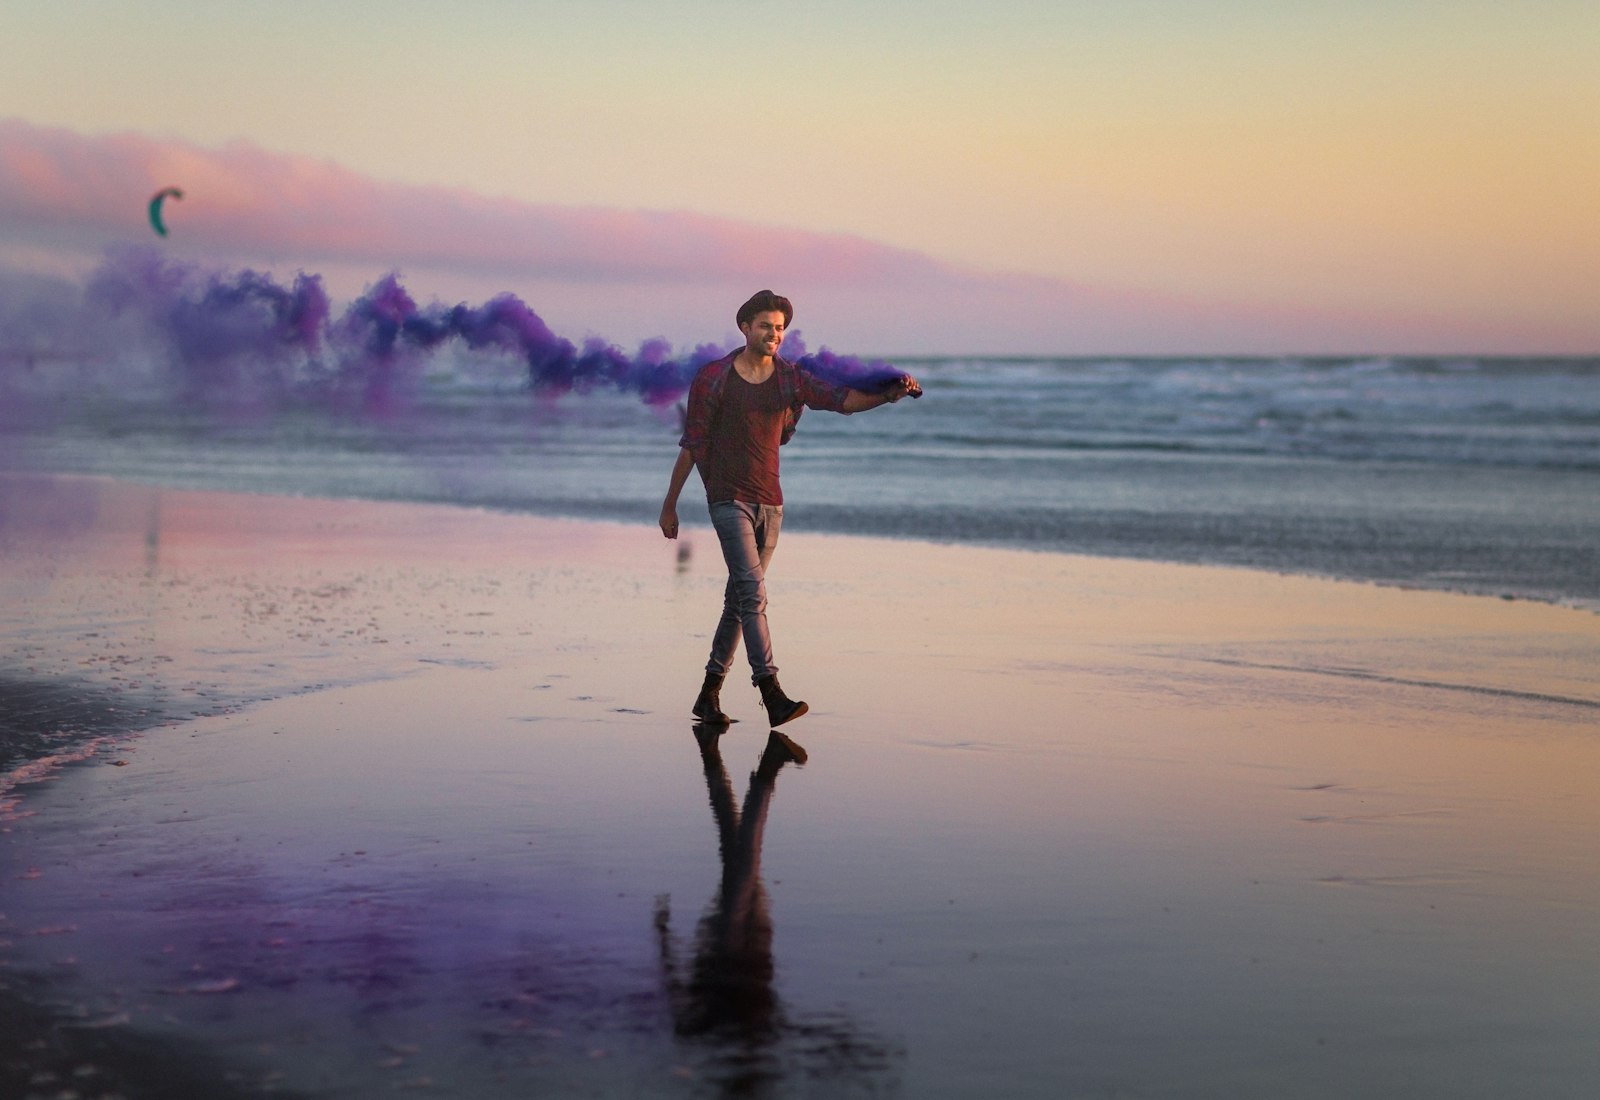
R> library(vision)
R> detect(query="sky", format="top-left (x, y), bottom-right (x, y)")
top-left (2, 0), bottom-right (1596, 354)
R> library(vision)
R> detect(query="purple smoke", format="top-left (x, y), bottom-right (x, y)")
top-left (787, 344), bottom-right (909, 394)
top-left (67, 248), bottom-right (906, 417)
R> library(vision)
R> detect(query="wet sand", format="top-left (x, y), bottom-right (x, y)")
top-left (3, 474), bottom-right (1598, 1098)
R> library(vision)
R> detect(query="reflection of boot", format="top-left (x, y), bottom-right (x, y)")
top-left (693, 671), bottom-right (732, 724)
top-left (757, 730), bottom-right (808, 778)
top-left (692, 721), bottom-right (725, 754)
top-left (756, 675), bottom-right (808, 727)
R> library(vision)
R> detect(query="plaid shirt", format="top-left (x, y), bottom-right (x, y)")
top-left (677, 351), bottom-right (851, 468)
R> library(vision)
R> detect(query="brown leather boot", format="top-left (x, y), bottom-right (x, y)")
top-left (692, 671), bottom-right (732, 724)
top-left (756, 675), bottom-right (808, 727)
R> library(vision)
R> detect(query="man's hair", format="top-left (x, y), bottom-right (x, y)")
top-left (736, 290), bottom-right (793, 330)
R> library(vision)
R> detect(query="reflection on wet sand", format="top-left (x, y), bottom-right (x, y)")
top-left (656, 726), bottom-right (900, 1098)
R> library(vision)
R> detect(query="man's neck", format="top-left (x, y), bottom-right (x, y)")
top-left (734, 347), bottom-right (776, 382)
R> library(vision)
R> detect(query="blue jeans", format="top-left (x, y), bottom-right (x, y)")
top-left (706, 500), bottom-right (782, 684)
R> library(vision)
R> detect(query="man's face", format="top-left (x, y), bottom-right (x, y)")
top-left (740, 311), bottom-right (786, 358)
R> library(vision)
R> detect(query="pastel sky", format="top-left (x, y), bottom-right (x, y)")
top-left (2, 0), bottom-right (1596, 353)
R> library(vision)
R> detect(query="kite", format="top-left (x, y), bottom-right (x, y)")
top-left (147, 186), bottom-right (184, 237)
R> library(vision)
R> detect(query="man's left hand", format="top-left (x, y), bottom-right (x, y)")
top-left (888, 375), bottom-right (922, 401)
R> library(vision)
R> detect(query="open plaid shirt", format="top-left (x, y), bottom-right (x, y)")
top-left (677, 351), bottom-right (852, 468)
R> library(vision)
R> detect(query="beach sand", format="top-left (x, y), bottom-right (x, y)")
top-left (2, 473), bottom-right (1598, 1098)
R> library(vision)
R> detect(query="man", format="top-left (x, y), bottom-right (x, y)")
top-left (659, 290), bottom-right (919, 728)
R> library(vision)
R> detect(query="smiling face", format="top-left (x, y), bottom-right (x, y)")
top-left (739, 310), bottom-right (786, 360)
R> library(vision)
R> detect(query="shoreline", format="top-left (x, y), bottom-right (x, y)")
top-left (3, 473), bottom-right (1599, 1097)
top-left (6, 467), bottom-right (1597, 615)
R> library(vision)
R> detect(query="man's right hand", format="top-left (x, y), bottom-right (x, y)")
top-left (660, 503), bottom-right (679, 539)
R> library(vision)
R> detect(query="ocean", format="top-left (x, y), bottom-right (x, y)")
top-left (3, 354), bottom-right (1597, 609)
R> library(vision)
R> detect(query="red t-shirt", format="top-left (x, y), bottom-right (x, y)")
top-left (701, 371), bottom-right (787, 505)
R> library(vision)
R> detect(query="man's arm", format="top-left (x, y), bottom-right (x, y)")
top-left (660, 446), bottom-right (695, 539)
top-left (840, 374), bottom-right (921, 413)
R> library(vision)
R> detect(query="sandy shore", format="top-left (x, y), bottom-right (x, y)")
top-left (3, 473), bottom-right (1598, 1098)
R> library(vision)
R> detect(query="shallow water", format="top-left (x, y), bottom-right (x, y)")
top-left (3, 480), bottom-right (1598, 1098)
top-left (6, 656), bottom-right (1598, 1098)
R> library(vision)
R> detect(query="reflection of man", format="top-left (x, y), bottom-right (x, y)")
top-left (655, 728), bottom-right (805, 1055)
top-left (659, 290), bottom-right (920, 727)
top-left (655, 727), bottom-right (902, 1096)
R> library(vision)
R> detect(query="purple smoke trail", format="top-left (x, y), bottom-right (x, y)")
top-left (785, 342), bottom-right (909, 396)
top-left (77, 247), bottom-right (907, 416)
top-left (87, 247), bottom-right (331, 410)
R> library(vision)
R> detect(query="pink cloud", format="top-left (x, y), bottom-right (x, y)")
top-left (0, 117), bottom-right (1577, 353)
top-left (0, 117), bottom-right (949, 286)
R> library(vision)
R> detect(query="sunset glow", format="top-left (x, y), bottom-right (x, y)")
top-left (2, 1), bottom-right (1595, 352)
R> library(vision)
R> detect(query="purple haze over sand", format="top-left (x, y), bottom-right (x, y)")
top-left (49, 247), bottom-right (907, 418)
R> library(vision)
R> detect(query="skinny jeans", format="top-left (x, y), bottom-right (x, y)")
top-left (706, 500), bottom-right (782, 683)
